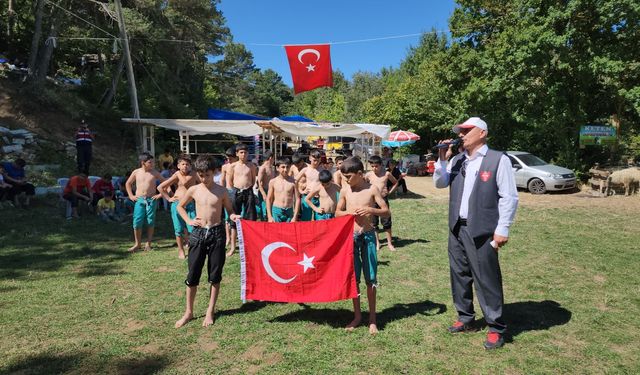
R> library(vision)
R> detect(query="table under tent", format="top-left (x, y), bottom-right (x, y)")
top-left (122, 113), bottom-right (390, 165)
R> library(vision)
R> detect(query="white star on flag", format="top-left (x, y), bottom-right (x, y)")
top-left (306, 64), bottom-right (316, 72)
top-left (297, 253), bottom-right (316, 273)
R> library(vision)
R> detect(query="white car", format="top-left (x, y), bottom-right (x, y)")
top-left (506, 151), bottom-right (576, 194)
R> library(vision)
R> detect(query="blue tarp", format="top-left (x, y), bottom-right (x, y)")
top-left (207, 109), bottom-right (317, 123)
top-left (207, 109), bottom-right (268, 121)
top-left (279, 115), bottom-right (314, 122)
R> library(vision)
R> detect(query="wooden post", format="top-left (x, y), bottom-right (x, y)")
top-left (114, 0), bottom-right (142, 151)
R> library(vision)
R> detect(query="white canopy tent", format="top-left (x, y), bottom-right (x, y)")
top-left (122, 118), bottom-right (391, 161)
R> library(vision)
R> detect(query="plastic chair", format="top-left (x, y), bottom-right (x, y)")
top-left (57, 178), bottom-right (72, 217)
top-left (88, 176), bottom-right (100, 188)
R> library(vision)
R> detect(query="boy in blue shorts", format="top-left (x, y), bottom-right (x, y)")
top-left (158, 155), bottom-right (198, 259)
top-left (267, 157), bottom-right (300, 222)
top-left (295, 149), bottom-right (323, 221)
top-left (305, 169), bottom-right (340, 220)
top-left (336, 157), bottom-right (390, 335)
top-left (125, 152), bottom-right (165, 252)
top-left (256, 150), bottom-right (275, 221)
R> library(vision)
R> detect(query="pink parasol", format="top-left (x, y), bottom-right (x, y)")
top-left (388, 130), bottom-right (420, 142)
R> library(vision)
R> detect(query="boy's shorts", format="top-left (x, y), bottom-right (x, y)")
top-left (314, 212), bottom-right (335, 221)
top-left (353, 230), bottom-right (377, 285)
top-left (272, 205), bottom-right (294, 222)
top-left (185, 224), bottom-right (226, 286)
top-left (229, 188), bottom-right (257, 229)
top-left (300, 194), bottom-right (319, 221)
top-left (373, 196), bottom-right (392, 230)
top-left (256, 189), bottom-right (268, 221)
top-left (171, 200), bottom-right (196, 236)
top-left (132, 197), bottom-right (157, 229)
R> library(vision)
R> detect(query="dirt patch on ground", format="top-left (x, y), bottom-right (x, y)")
top-left (124, 319), bottom-right (146, 333)
top-left (404, 176), bottom-right (640, 211)
top-left (153, 266), bottom-right (174, 273)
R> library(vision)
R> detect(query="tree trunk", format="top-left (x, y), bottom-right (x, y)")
top-left (100, 53), bottom-right (126, 108)
top-left (6, 0), bottom-right (14, 38)
top-left (27, 0), bottom-right (45, 78)
top-left (34, 7), bottom-right (62, 85)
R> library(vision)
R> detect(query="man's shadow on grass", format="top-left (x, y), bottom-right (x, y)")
top-left (504, 300), bottom-right (572, 337)
top-left (390, 191), bottom-right (426, 200)
top-left (392, 238), bottom-right (430, 249)
top-left (2, 352), bottom-right (170, 375)
top-left (270, 300), bottom-right (446, 331)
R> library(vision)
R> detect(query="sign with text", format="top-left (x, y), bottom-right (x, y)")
top-left (579, 125), bottom-right (617, 147)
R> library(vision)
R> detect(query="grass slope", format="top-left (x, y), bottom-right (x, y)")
top-left (0, 193), bottom-right (639, 374)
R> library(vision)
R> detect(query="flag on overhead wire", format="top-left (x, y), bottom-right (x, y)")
top-left (285, 44), bottom-right (333, 94)
top-left (238, 215), bottom-right (357, 303)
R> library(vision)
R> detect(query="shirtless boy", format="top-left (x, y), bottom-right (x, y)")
top-left (305, 169), bottom-right (340, 220)
top-left (267, 157), bottom-right (300, 222)
top-left (335, 157), bottom-right (390, 335)
top-left (157, 155), bottom-right (198, 259)
top-left (256, 150), bottom-right (275, 221)
top-left (295, 149), bottom-right (324, 221)
top-left (365, 155), bottom-right (400, 252)
top-left (125, 152), bottom-right (165, 252)
top-left (220, 147), bottom-right (237, 249)
top-left (333, 156), bottom-right (345, 187)
top-left (226, 143), bottom-right (257, 256)
top-left (175, 156), bottom-right (240, 328)
top-left (288, 152), bottom-right (307, 178)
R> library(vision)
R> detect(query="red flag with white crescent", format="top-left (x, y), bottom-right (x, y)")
top-left (284, 44), bottom-right (333, 94)
top-left (238, 215), bottom-right (357, 303)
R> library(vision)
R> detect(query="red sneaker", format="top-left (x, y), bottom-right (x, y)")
top-left (447, 320), bottom-right (477, 333)
top-left (483, 332), bottom-right (504, 349)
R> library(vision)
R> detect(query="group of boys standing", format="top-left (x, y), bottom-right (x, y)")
top-left (122, 144), bottom-right (402, 334)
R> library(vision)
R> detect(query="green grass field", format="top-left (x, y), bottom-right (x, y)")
top-left (1, 192), bottom-right (639, 374)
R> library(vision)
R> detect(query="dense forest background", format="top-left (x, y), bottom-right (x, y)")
top-left (1, 0), bottom-right (639, 173)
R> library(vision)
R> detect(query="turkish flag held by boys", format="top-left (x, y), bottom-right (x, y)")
top-left (285, 44), bottom-right (333, 94)
top-left (238, 215), bottom-right (357, 303)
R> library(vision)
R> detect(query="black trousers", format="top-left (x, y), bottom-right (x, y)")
top-left (7, 180), bottom-right (35, 199)
top-left (448, 222), bottom-right (506, 333)
top-left (76, 143), bottom-right (92, 174)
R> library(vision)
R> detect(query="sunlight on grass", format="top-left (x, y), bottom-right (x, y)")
top-left (0, 194), bottom-right (639, 373)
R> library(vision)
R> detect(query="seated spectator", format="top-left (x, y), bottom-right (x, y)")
top-left (0, 164), bottom-right (13, 207)
top-left (91, 174), bottom-right (115, 206)
top-left (160, 161), bottom-right (172, 179)
top-left (63, 173), bottom-right (93, 219)
top-left (157, 148), bottom-right (174, 170)
top-left (1, 158), bottom-right (36, 208)
top-left (96, 191), bottom-right (120, 222)
top-left (387, 159), bottom-right (408, 195)
top-left (115, 170), bottom-right (134, 215)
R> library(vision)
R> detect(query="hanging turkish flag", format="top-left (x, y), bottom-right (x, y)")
top-left (238, 215), bottom-right (357, 303)
top-left (285, 44), bottom-right (333, 94)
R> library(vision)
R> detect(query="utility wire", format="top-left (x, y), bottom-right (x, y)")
top-left (45, 0), bottom-right (117, 38)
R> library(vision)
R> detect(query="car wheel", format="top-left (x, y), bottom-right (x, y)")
top-left (528, 178), bottom-right (546, 194)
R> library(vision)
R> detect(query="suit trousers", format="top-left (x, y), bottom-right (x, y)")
top-left (448, 223), bottom-right (506, 333)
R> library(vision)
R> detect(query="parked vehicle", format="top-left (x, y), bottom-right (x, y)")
top-left (506, 151), bottom-right (576, 194)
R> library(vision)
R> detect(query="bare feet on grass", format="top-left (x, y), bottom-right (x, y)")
top-left (175, 313), bottom-right (194, 328)
top-left (345, 317), bottom-right (361, 332)
top-left (178, 250), bottom-right (186, 259)
top-left (387, 244), bottom-right (396, 252)
top-left (202, 313), bottom-right (215, 327)
top-left (144, 242), bottom-right (152, 252)
top-left (226, 249), bottom-right (235, 257)
top-left (127, 245), bottom-right (140, 253)
top-left (369, 323), bottom-right (379, 335)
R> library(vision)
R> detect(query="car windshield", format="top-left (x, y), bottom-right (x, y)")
top-left (516, 153), bottom-right (548, 166)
